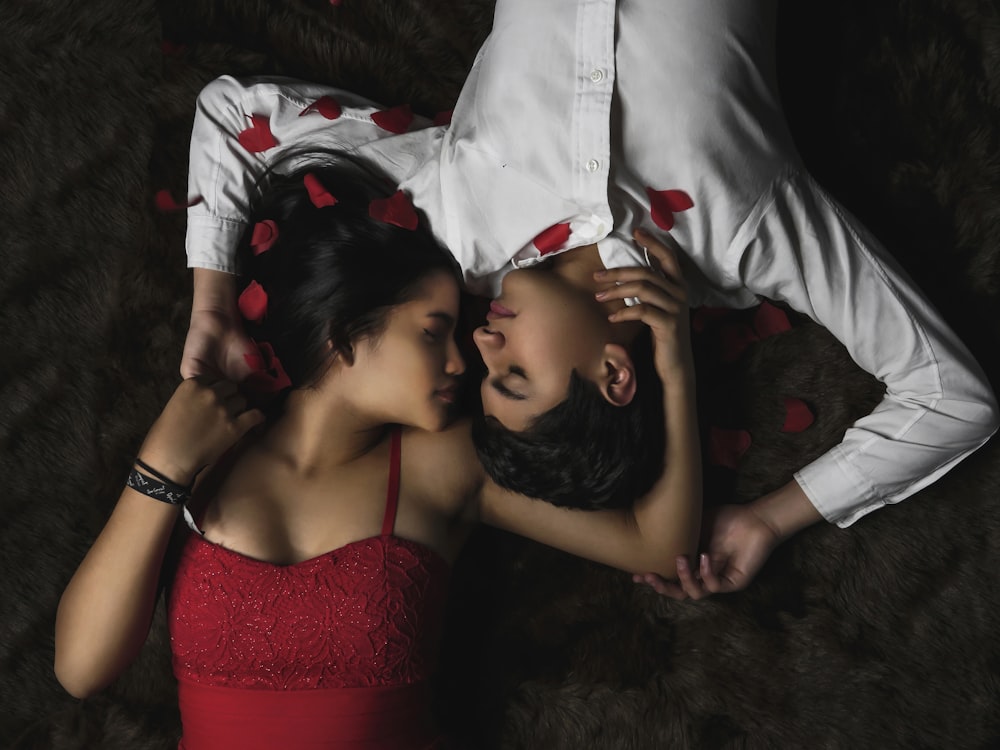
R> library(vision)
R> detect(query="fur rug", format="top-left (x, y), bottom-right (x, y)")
top-left (2, 1), bottom-right (999, 748)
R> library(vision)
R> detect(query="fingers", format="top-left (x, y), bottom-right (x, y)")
top-left (632, 573), bottom-right (689, 600)
top-left (634, 228), bottom-right (684, 283)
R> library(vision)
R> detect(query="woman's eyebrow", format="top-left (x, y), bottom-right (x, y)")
top-left (426, 311), bottom-right (456, 325)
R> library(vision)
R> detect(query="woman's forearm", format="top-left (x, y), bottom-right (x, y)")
top-left (54, 482), bottom-right (186, 699)
top-left (630, 367), bottom-right (702, 576)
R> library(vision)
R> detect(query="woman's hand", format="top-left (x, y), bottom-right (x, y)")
top-left (138, 377), bottom-right (265, 486)
top-left (595, 228), bottom-right (693, 385)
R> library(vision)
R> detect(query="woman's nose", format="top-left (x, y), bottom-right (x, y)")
top-left (446, 340), bottom-right (466, 376)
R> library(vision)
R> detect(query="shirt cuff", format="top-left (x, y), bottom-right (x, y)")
top-left (793, 447), bottom-right (884, 528)
top-left (185, 215), bottom-right (246, 275)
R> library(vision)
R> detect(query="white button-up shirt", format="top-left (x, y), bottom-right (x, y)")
top-left (186, 0), bottom-right (998, 527)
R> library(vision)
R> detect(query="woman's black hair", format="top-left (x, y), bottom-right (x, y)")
top-left (236, 153), bottom-right (459, 399)
top-left (471, 329), bottom-right (665, 510)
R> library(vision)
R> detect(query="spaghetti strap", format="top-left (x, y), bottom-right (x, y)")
top-left (381, 427), bottom-right (402, 536)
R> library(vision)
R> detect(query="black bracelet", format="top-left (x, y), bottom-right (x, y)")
top-left (126, 459), bottom-right (192, 506)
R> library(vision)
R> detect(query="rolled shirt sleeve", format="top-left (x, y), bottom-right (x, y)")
top-left (185, 75), bottom-right (440, 273)
top-left (733, 170), bottom-right (999, 526)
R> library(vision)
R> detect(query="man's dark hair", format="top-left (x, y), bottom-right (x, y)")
top-left (471, 330), bottom-right (665, 510)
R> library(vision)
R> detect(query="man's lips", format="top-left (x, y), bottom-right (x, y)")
top-left (485, 300), bottom-right (515, 321)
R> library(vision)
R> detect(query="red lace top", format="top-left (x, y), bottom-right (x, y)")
top-left (166, 428), bottom-right (451, 749)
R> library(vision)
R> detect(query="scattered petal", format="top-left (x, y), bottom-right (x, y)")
top-left (718, 323), bottom-right (760, 363)
top-left (238, 280), bottom-right (268, 322)
top-left (707, 427), bottom-right (752, 470)
top-left (244, 341), bottom-right (292, 396)
top-left (691, 306), bottom-right (733, 334)
top-left (646, 187), bottom-right (694, 231)
top-left (369, 190), bottom-right (418, 230)
top-left (237, 115), bottom-right (278, 153)
top-left (372, 104), bottom-right (413, 134)
top-left (154, 189), bottom-right (202, 212)
top-left (304, 173), bottom-right (338, 208)
top-left (754, 301), bottom-right (792, 339)
top-left (532, 223), bottom-right (572, 255)
top-left (781, 397), bottom-right (815, 433)
top-left (250, 220), bottom-right (279, 255)
top-left (299, 96), bottom-right (342, 120)
top-left (160, 40), bottom-right (186, 56)
top-left (433, 110), bottom-right (454, 126)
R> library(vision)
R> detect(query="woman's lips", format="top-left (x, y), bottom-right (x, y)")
top-left (486, 300), bottom-right (515, 321)
top-left (436, 385), bottom-right (459, 403)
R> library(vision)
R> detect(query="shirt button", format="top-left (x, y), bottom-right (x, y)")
top-left (590, 68), bottom-right (605, 83)
top-left (586, 159), bottom-right (600, 173)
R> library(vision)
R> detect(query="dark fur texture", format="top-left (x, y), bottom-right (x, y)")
top-left (2, 1), bottom-right (998, 748)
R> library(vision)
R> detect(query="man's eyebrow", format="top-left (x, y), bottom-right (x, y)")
top-left (489, 377), bottom-right (527, 401)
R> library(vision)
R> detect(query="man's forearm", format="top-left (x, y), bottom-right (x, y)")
top-left (192, 268), bottom-right (238, 315)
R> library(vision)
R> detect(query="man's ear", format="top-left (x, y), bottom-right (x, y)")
top-left (598, 343), bottom-right (637, 407)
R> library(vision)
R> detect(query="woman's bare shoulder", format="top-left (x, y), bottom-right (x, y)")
top-left (401, 418), bottom-right (485, 514)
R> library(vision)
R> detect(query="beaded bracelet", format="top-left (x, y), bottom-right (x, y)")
top-left (126, 458), bottom-right (192, 506)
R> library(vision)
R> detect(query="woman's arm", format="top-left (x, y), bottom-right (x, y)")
top-left (54, 378), bottom-right (263, 698)
top-left (478, 231), bottom-right (702, 577)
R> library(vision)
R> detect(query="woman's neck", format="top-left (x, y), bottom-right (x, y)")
top-left (260, 387), bottom-right (388, 474)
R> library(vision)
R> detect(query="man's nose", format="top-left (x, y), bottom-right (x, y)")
top-left (472, 326), bottom-right (504, 353)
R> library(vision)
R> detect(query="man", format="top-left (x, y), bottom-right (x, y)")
top-left (182, 0), bottom-right (997, 595)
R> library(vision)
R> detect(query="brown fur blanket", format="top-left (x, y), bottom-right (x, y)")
top-left (2, 1), bottom-right (999, 748)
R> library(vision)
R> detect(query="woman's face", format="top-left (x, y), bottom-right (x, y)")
top-left (345, 270), bottom-right (466, 432)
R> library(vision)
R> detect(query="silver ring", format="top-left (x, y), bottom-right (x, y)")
top-left (624, 295), bottom-right (642, 307)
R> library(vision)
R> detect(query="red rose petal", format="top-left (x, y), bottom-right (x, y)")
top-left (433, 110), bottom-right (454, 126)
top-left (330, 0), bottom-right (342, 6)
top-left (299, 96), bottom-right (342, 120)
top-left (238, 280), bottom-right (268, 322)
top-left (718, 323), bottom-right (760, 363)
top-left (237, 115), bottom-right (278, 153)
top-left (646, 187), bottom-right (694, 231)
top-left (250, 220), bottom-right (279, 255)
top-left (304, 173), bottom-right (338, 208)
top-left (781, 397), bottom-right (815, 433)
top-left (369, 190), bottom-right (419, 230)
top-left (532, 223), bottom-right (572, 255)
top-left (691, 306), bottom-right (733, 334)
top-left (160, 40), bottom-right (186, 56)
top-left (243, 342), bottom-right (292, 397)
top-left (154, 189), bottom-right (202, 212)
top-left (754, 301), bottom-right (792, 339)
top-left (707, 427), bottom-right (752, 470)
top-left (371, 104), bottom-right (413, 134)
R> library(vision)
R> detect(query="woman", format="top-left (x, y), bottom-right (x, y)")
top-left (55, 158), bottom-right (700, 749)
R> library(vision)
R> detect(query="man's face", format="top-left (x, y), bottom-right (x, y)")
top-left (473, 267), bottom-right (610, 430)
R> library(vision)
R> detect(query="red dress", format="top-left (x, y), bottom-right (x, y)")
top-left (167, 429), bottom-right (451, 749)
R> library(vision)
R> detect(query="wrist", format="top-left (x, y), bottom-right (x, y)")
top-left (748, 479), bottom-right (822, 543)
top-left (192, 268), bottom-right (239, 317)
top-left (134, 452), bottom-right (199, 489)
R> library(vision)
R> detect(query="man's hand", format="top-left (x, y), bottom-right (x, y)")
top-left (633, 503), bottom-right (780, 599)
top-left (634, 480), bottom-right (822, 599)
top-left (181, 269), bottom-right (256, 381)
top-left (181, 307), bottom-right (256, 381)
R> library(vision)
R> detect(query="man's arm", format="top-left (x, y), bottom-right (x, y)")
top-left (739, 171), bottom-right (998, 527)
top-left (182, 75), bottom-right (433, 379)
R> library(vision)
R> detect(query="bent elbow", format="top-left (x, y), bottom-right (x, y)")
top-left (54, 660), bottom-right (101, 700)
